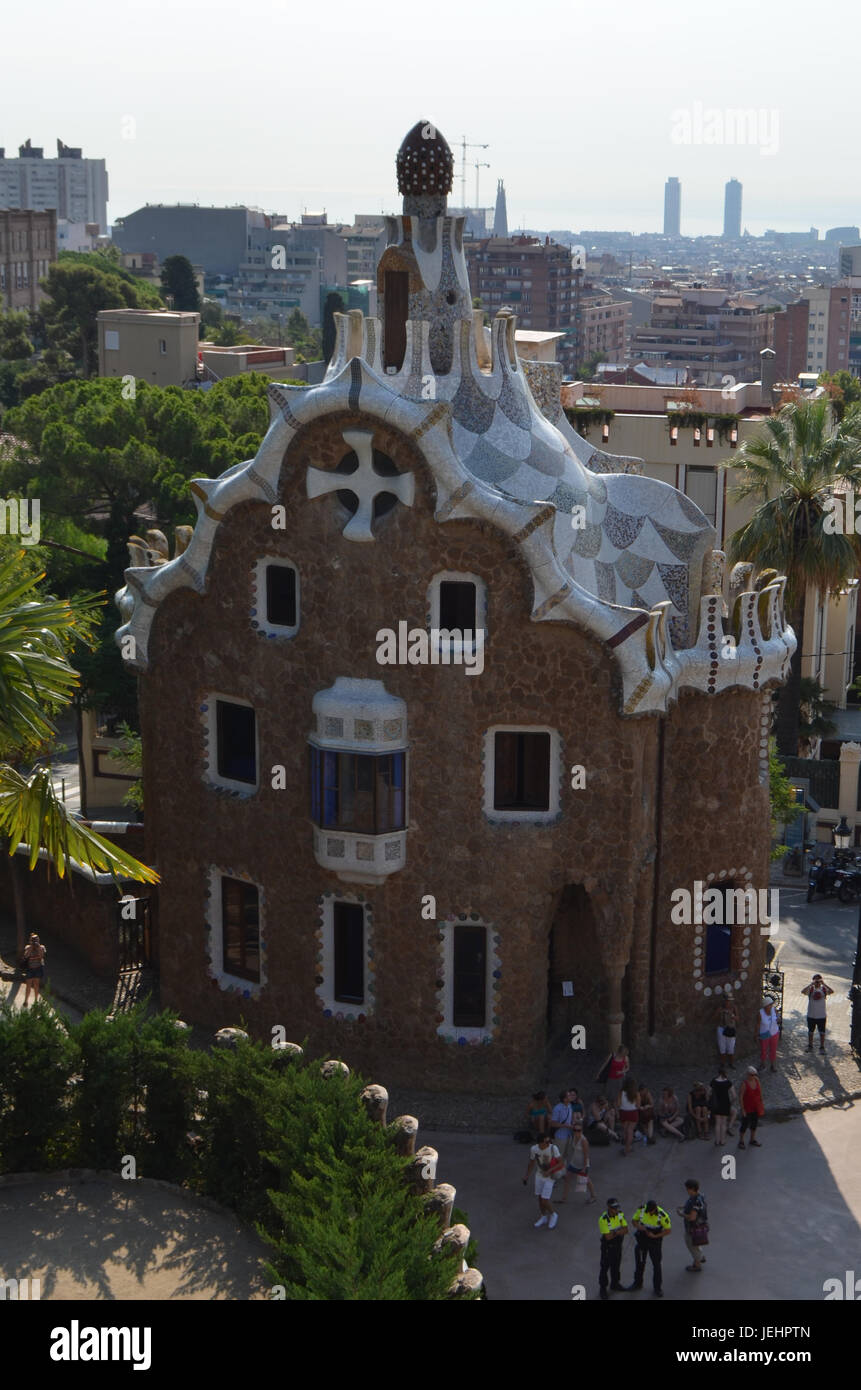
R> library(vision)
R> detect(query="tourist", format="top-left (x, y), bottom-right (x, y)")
top-left (550, 1090), bottom-right (576, 1165)
top-left (562, 1121), bottom-right (597, 1204)
top-left (588, 1094), bottom-right (619, 1142)
top-left (23, 933), bottom-right (46, 1006)
top-left (606, 1044), bottom-right (630, 1102)
top-left (708, 1065), bottom-right (734, 1146)
top-left (801, 974), bottom-right (834, 1055)
top-left (687, 1081), bottom-right (710, 1140)
top-left (637, 1085), bottom-right (656, 1144)
top-left (716, 995), bottom-right (739, 1067)
top-left (618, 1077), bottom-right (640, 1155)
top-left (566, 1086), bottom-right (586, 1125)
top-left (758, 998), bottom-right (781, 1072)
top-left (678, 1178), bottom-right (709, 1273)
top-left (598, 1198), bottom-right (628, 1298)
top-left (626, 1198), bottom-right (671, 1296)
top-left (738, 1066), bottom-right (765, 1150)
top-left (523, 1132), bottom-right (563, 1228)
top-left (526, 1091), bottom-right (553, 1137)
top-left (657, 1086), bottom-right (685, 1142)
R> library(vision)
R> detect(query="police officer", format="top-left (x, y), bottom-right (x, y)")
top-left (598, 1197), bottom-right (628, 1299)
top-left (625, 1198), bottom-right (671, 1296)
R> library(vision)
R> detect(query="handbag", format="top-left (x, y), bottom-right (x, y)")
top-left (691, 1222), bottom-right (709, 1246)
top-left (722, 1026), bottom-right (736, 1037)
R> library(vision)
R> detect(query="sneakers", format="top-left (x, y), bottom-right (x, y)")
top-left (548, 1213), bottom-right (558, 1229)
top-left (534, 1215), bottom-right (548, 1228)
top-left (685, 1264), bottom-right (702, 1273)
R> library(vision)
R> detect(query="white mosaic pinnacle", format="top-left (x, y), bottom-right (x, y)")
top-left (306, 428), bottom-right (415, 542)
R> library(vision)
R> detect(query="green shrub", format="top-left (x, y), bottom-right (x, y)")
top-left (261, 1064), bottom-right (458, 1300)
top-left (0, 999), bottom-right (77, 1171)
top-left (193, 1039), bottom-right (284, 1225)
top-left (70, 1009), bottom-right (140, 1168)
top-left (137, 1013), bottom-right (199, 1181)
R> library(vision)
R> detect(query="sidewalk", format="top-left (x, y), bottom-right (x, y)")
top-left (0, 912), bottom-right (158, 1020)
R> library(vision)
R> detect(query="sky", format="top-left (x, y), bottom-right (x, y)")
top-left (3, 0), bottom-right (857, 238)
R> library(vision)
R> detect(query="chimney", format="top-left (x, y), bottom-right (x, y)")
top-left (760, 348), bottom-right (776, 406)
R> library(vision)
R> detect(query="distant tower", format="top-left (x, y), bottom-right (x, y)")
top-left (493, 179), bottom-right (508, 238)
top-left (664, 177), bottom-right (681, 237)
top-left (724, 179), bottom-right (742, 239)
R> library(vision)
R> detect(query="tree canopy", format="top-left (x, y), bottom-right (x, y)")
top-left (160, 255), bottom-right (202, 313)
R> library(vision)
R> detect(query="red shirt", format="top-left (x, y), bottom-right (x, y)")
top-left (740, 1079), bottom-right (764, 1116)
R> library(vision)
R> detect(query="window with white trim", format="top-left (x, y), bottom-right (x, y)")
top-left (316, 896), bottom-right (373, 1017)
top-left (484, 726), bottom-right (560, 821)
top-left (252, 558), bottom-right (299, 638)
top-left (206, 867), bottom-right (266, 996)
top-left (436, 918), bottom-right (499, 1041)
top-left (428, 570), bottom-right (486, 657)
top-left (202, 694), bottom-right (258, 794)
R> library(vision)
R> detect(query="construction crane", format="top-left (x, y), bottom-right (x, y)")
top-left (473, 160), bottom-right (491, 209)
top-left (459, 135), bottom-right (489, 209)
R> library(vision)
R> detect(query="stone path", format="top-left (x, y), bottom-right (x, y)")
top-left (0, 1173), bottom-right (269, 1300)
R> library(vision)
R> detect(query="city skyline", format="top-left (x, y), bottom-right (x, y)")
top-left (3, 0), bottom-right (856, 240)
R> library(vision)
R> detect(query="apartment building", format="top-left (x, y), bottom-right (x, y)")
top-left (96, 309), bottom-right (200, 387)
top-left (804, 284), bottom-right (850, 374)
top-left (0, 139), bottom-right (108, 232)
top-left (631, 287), bottom-right (775, 384)
top-left (466, 235), bottom-right (576, 370)
top-left (0, 208), bottom-right (56, 310)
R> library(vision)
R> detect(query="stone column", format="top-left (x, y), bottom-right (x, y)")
top-left (838, 742), bottom-right (861, 827)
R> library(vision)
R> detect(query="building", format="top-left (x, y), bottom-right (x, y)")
top-left (560, 362), bottom-right (857, 718)
top-left (96, 309), bottom-right (199, 387)
top-left (723, 179), bottom-right (742, 240)
top-left (0, 139), bottom-right (108, 232)
top-left (839, 246), bottom-right (861, 279)
top-left (826, 227), bottom-right (859, 244)
top-left (631, 286), bottom-right (774, 384)
top-left (663, 177), bottom-right (681, 237)
top-left (466, 234), bottom-right (576, 371)
top-left (773, 301), bottom-right (809, 382)
top-left (493, 180), bottom-right (508, 238)
top-left (57, 219), bottom-right (100, 253)
top-left (115, 120), bottom-right (792, 1088)
top-left (804, 285), bottom-right (850, 375)
top-left (579, 292), bottom-right (631, 365)
top-left (0, 208), bottom-right (56, 310)
top-left (112, 205), bottom-right (265, 278)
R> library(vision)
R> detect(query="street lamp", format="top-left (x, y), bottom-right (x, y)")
top-left (832, 816), bottom-right (851, 851)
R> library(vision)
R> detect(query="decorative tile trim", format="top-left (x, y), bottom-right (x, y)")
top-left (692, 867), bottom-right (755, 998)
top-left (481, 725), bottom-right (563, 826)
top-left (436, 915), bottom-right (500, 1045)
top-left (315, 893), bottom-right (375, 1021)
top-left (204, 866), bottom-right (266, 998)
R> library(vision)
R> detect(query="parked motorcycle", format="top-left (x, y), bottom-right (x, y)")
top-left (838, 864), bottom-right (861, 903)
top-left (807, 858), bottom-right (844, 901)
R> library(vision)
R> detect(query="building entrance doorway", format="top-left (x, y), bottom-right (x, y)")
top-left (546, 883), bottom-right (607, 1061)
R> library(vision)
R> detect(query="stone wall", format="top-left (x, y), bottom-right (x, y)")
top-left (138, 408), bottom-right (773, 1089)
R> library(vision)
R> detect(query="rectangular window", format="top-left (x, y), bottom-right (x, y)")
top-left (686, 466), bottom-right (718, 525)
top-left (216, 700), bottom-right (256, 784)
top-left (104, 329), bottom-right (120, 351)
top-left (159, 338), bottom-right (167, 355)
top-left (266, 563), bottom-right (297, 627)
top-left (439, 579), bottom-right (477, 631)
top-left (493, 731), bottom-right (551, 810)
top-left (221, 877), bottom-right (260, 981)
top-left (705, 884), bottom-right (734, 974)
top-left (333, 901), bottom-right (364, 1003)
top-left (310, 748), bottom-right (406, 833)
top-left (452, 923), bottom-right (487, 1027)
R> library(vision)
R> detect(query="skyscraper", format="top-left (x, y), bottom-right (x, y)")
top-left (723, 179), bottom-right (742, 240)
top-left (493, 179), bottom-right (508, 238)
top-left (663, 177), bottom-right (681, 237)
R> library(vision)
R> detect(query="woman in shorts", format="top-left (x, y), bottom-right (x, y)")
top-left (716, 997), bottom-right (738, 1066)
top-left (618, 1077), bottom-right (640, 1155)
top-left (23, 933), bottom-right (46, 1005)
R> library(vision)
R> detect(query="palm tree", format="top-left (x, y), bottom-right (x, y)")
top-left (0, 549), bottom-right (158, 956)
top-left (726, 397), bottom-right (861, 757)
